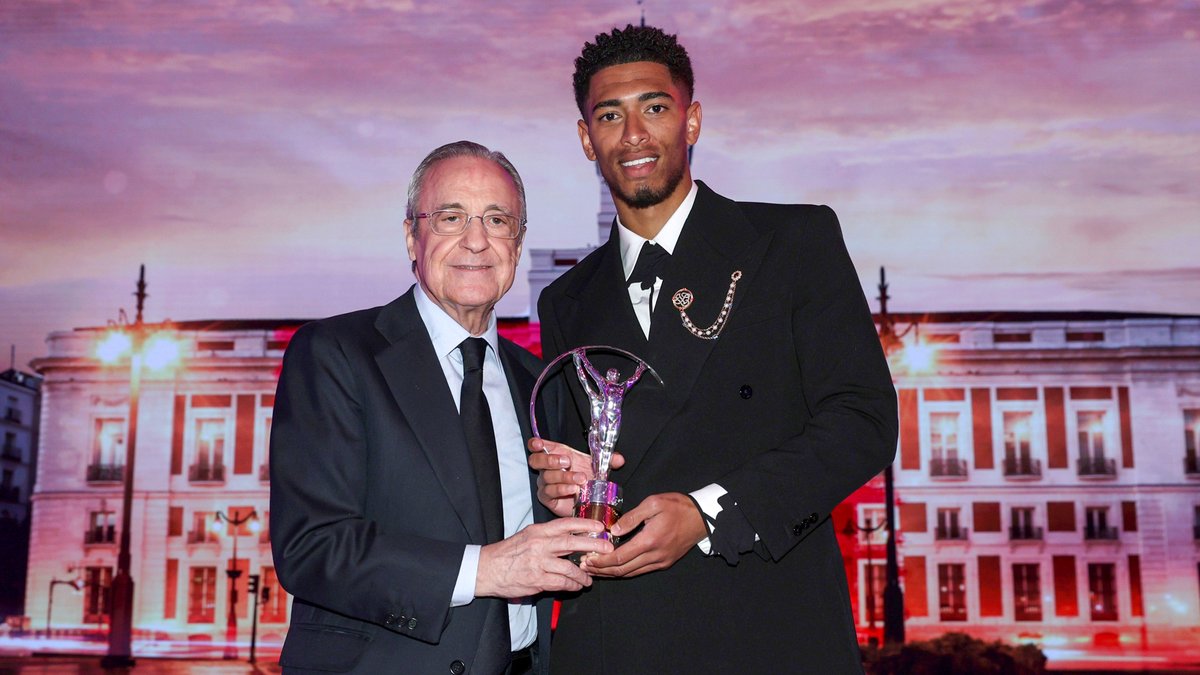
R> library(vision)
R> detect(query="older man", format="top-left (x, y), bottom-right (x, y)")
top-left (270, 141), bottom-right (610, 675)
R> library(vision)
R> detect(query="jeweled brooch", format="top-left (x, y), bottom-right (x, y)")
top-left (671, 270), bottom-right (743, 340)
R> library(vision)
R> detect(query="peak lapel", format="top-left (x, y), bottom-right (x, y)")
top-left (554, 224), bottom-right (648, 360)
top-left (372, 290), bottom-right (485, 544)
top-left (618, 182), bottom-right (767, 478)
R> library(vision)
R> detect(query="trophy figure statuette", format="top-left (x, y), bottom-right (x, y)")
top-left (530, 346), bottom-right (662, 542)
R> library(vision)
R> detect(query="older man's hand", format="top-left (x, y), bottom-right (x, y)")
top-left (475, 518), bottom-right (613, 599)
top-left (527, 438), bottom-right (625, 517)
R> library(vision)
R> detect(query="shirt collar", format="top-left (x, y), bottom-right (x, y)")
top-left (617, 181), bottom-right (698, 280)
top-left (413, 283), bottom-right (500, 362)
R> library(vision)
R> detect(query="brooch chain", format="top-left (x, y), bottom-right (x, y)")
top-left (671, 271), bottom-right (743, 340)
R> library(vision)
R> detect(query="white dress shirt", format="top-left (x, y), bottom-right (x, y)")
top-left (615, 182), bottom-right (728, 552)
top-left (413, 284), bottom-right (537, 651)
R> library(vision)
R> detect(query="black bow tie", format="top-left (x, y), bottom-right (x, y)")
top-left (627, 241), bottom-right (671, 291)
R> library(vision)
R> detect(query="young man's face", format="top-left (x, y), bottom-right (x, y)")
top-left (577, 61), bottom-right (701, 212)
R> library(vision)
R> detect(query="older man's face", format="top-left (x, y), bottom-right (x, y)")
top-left (405, 156), bottom-right (524, 334)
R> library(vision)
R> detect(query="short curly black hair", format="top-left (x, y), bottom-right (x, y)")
top-left (573, 24), bottom-right (694, 118)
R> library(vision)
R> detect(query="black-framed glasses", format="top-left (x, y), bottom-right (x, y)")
top-left (415, 209), bottom-right (526, 239)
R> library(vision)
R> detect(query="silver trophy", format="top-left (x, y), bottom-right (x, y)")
top-left (531, 346), bottom-right (662, 541)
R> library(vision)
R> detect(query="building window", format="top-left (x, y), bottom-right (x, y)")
top-left (4, 396), bottom-right (19, 423)
top-left (188, 566), bottom-right (218, 623)
top-left (1088, 563), bottom-right (1118, 621)
top-left (259, 415), bottom-right (272, 482)
top-left (860, 562), bottom-right (886, 627)
top-left (1185, 410), bottom-right (1200, 475)
top-left (0, 469), bottom-right (15, 502)
top-left (83, 566), bottom-right (112, 624)
top-left (189, 511), bottom-right (218, 543)
top-left (261, 566), bottom-right (288, 623)
top-left (936, 508), bottom-right (968, 540)
top-left (1010, 507), bottom-right (1042, 540)
top-left (1013, 563), bottom-right (1042, 621)
top-left (190, 418), bottom-right (227, 482)
top-left (930, 412), bottom-right (967, 477)
top-left (1192, 506), bottom-right (1200, 541)
top-left (88, 418), bottom-right (126, 482)
top-left (1, 431), bottom-right (18, 460)
top-left (1002, 411), bottom-right (1040, 477)
top-left (85, 510), bottom-right (116, 544)
top-left (1077, 411), bottom-right (1115, 476)
top-left (938, 563), bottom-right (967, 621)
top-left (1085, 506), bottom-right (1117, 540)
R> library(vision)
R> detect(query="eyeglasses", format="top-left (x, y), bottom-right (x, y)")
top-left (414, 209), bottom-right (526, 239)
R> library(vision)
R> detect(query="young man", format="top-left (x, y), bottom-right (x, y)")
top-left (530, 26), bottom-right (899, 673)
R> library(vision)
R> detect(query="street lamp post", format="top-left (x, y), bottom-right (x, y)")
top-left (213, 509), bottom-right (259, 660)
top-left (876, 266), bottom-right (923, 647)
top-left (99, 265), bottom-right (180, 668)
top-left (47, 576), bottom-right (83, 638)
top-left (100, 266), bottom-right (149, 668)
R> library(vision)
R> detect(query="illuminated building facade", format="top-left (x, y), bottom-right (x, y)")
top-left (22, 308), bottom-right (1200, 663)
top-left (835, 311), bottom-right (1200, 660)
top-left (25, 321), bottom-right (299, 645)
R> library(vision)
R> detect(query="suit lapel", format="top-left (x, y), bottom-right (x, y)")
top-left (373, 290), bottom-right (486, 543)
top-left (617, 182), bottom-right (771, 478)
top-left (498, 340), bottom-right (556, 525)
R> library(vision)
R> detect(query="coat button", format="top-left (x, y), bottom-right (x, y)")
top-left (450, 660), bottom-right (466, 675)
top-left (792, 524), bottom-right (804, 536)
top-left (408, 617), bottom-right (418, 630)
top-left (384, 612), bottom-right (397, 626)
top-left (739, 385), bottom-right (753, 399)
top-left (808, 513), bottom-right (820, 524)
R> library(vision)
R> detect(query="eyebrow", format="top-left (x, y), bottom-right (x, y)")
top-left (432, 202), bottom-right (513, 214)
top-left (591, 90), bottom-right (673, 114)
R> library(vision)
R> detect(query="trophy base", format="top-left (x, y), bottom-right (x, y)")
top-left (570, 479), bottom-right (622, 563)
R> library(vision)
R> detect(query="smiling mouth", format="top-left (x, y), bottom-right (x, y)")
top-left (621, 156), bottom-right (657, 167)
top-left (453, 264), bottom-right (492, 271)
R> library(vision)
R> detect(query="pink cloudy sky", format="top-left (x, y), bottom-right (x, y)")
top-left (2, 0), bottom-right (1198, 367)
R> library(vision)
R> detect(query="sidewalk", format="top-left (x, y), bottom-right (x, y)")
top-left (0, 655), bottom-right (281, 674)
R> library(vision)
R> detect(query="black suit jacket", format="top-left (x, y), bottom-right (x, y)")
top-left (537, 182), bottom-right (899, 674)
top-left (270, 288), bottom-right (552, 674)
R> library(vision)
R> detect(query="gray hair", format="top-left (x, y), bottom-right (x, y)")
top-left (405, 140), bottom-right (527, 234)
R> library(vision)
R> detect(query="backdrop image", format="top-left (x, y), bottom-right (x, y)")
top-left (1, 0), bottom-right (1198, 670)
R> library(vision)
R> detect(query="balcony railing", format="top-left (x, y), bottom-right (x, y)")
top-left (1185, 452), bottom-right (1199, 476)
top-left (1009, 525), bottom-right (1044, 541)
top-left (84, 526), bottom-right (116, 544)
top-left (86, 463), bottom-right (124, 483)
top-left (188, 463), bottom-right (226, 483)
top-left (1003, 456), bottom-right (1042, 478)
top-left (1077, 456), bottom-right (1116, 477)
top-left (930, 457), bottom-right (968, 478)
top-left (935, 525), bottom-right (970, 541)
top-left (1084, 524), bottom-right (1119, 540)
top-left (187, 529), bottom-right (218, 544)
top-left (259, 463), bottom-right (270, 482)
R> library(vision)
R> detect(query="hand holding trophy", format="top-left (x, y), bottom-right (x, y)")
top-left (530, 346), bottom-right (662, 544)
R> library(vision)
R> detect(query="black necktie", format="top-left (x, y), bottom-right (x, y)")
top-left (458, 337), bottom-right (505, 544)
